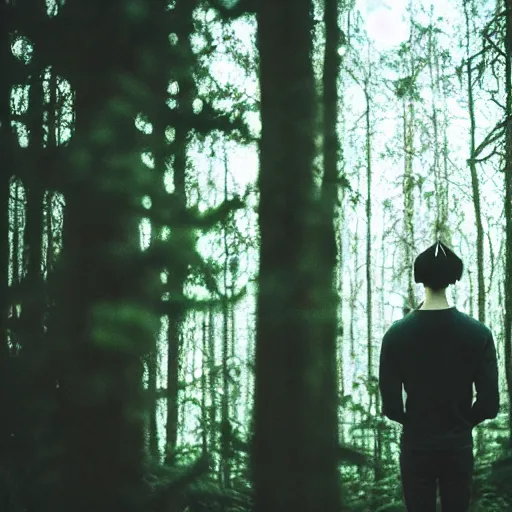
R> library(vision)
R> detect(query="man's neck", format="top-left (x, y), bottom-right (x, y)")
top-left (420, 302), bottom-right (451, 310)
top-left (421, 289), bottom-right (451, 310)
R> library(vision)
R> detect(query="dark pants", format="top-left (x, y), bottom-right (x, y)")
top-left (399, 445), bottom-right (474, 511)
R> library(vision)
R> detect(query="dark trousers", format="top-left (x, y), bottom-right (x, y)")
top-left (399, 445), bottom-right (474, 511)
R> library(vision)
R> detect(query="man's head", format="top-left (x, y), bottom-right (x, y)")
top-left (414, 240), bottom-right (463, 290)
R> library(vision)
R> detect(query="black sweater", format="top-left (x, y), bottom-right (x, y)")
top-left (378, 306), bottom-right (500, 450)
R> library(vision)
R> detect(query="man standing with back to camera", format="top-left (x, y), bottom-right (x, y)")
top-left (379, 240), bottom-right (500, 512)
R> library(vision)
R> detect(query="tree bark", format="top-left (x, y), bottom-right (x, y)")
top-left (320, 0), bottom-right (343, 504)
top-left (503, 0), bottom-right (512, 447)
top-left (253, 0), bottom-right (341, 509)
top-left (364, 80), bottom-right (374, 413)
top-left (42, 2), bottom-right (163, 511)
top-left (463, 0), bottom-right (486, 324)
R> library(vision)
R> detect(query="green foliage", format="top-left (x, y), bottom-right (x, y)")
top-left (394, 75), bottom-right (420, 100)
top-left (91, 301), bottom-right (160, 355)
top-left (125, 0), bottom-right (150, 21)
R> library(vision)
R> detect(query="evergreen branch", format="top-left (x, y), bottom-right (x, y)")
top-left (190, 196), bottom-right (245, 230)
top-left (168, 102), bottom-right (256, 143)
top-left (158, 287), bottom-right (248, 315)
top-left (208, 0), bottom-right (257, 20)
top-left (196, 104), bottom-right (256, 143)
top-left (147, 196), bottom-right (245, 231)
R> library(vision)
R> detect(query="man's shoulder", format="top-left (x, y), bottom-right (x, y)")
top-left (454, 309), bottom-right (492, 338)
top-left (384, 308), bottom-right (491, 342)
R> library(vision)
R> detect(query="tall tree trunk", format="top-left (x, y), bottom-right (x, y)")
top-left (337, 196), bottom-right (345, 401)
top-left (438, 53), bottom-right (451, 245)
top-left (320, 0), bottom-right (343, 506)
top-left (503, 0), bottom-right (512, 447)
top-left (165, 0), bottom-right (199, 464)
top-left (336, 30), bottom-right (347, 403)
top-left (253, 0), bottom-right (340, 509)
top-left (363, 72), bottom-right (381, 482)
top-left (463, 0), bottom-right (486, 324)
top-left (200, 314), bottom-right (208, 455)
top-left (403, 96), bottom-right (416, 309)
top-left (427, 11), bottom-right (447, 240)
top-left (145, 5), bottom-right (175, 460)
top-left (42, 2), bottom-right (161, 511)
top-left (403, 5), bottom-right (416, 311)
top-left (350, 184), bottom-right (360, 362)
top-left (220, 148), bottom-right (232, 487)
top-left (364, 81), bottom-right (373, 414)
top-left (22, 64), bottom-right (45, 348)
top-left (146, 343), bottom-right (159, 459)
top-left (18, 44), bottom-right (51, 512)
top-left (0, 3), bottom-right (14, 506)
top-left (208, 303), bottom-right (218, 461)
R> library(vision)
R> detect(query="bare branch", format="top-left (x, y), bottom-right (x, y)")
top-left (473, 119), bottom-right (507, 158)
top-left (490, 96), bottom-right (506, 111)
top-left (471, 146), bottom-right (499, 164)
top-left (467, 45), bottom-right (490, 62)
top-left (483, 30), bottom-right (507, 59)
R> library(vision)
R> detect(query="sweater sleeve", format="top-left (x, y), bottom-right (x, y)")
top-left (379, 329), bottom-right (406, 425)
top-left (470, 332), bottom-right (500, 427)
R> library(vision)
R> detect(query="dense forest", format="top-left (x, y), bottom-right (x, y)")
top-left (1, 0), bottom-right (511, 510)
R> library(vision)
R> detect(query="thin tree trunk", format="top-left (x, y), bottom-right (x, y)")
top-left (147, 346), bottom-right (159, 458)
top-left (403, 6), bottom-right (416, 310)
top-left (337, 101), bottom-right (346, 409)
top-left (463, 0), bottom-right (486, 324)
top-left (437, 51), bottom-right (451, 242)
top-left (208, 303), bottom-right (217, 462)
top-left (22, 62), bottom-right (45, 347)
top-left (11, 179), bottom-right (23, 303)
top-left (165, 0), bottom-right (200, 464)
top-left (220, 148), bottom-right (231, 487)
top-left (403, 96), bottom-right (415, 310)
top-left (146, 8), bottom-right (174, 460)
top-left (427, 11), bottom-right (444, 239)
top-left (350, 181), bottom-right (360, 363)
top-left (364, 81), bottom-right (373, 414)
top-left (200, 314), bottom-right (208, 455)
top-left (337, 197), bottom-right (345, 400)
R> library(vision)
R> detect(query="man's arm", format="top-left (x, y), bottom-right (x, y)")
top-left (470, 332), bottom-right (500, 427)
top-left (379, 330), bottom-right (406, 425)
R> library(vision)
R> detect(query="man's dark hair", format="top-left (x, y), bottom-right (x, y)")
top-left (414, 240), bottom-right (463, 290)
